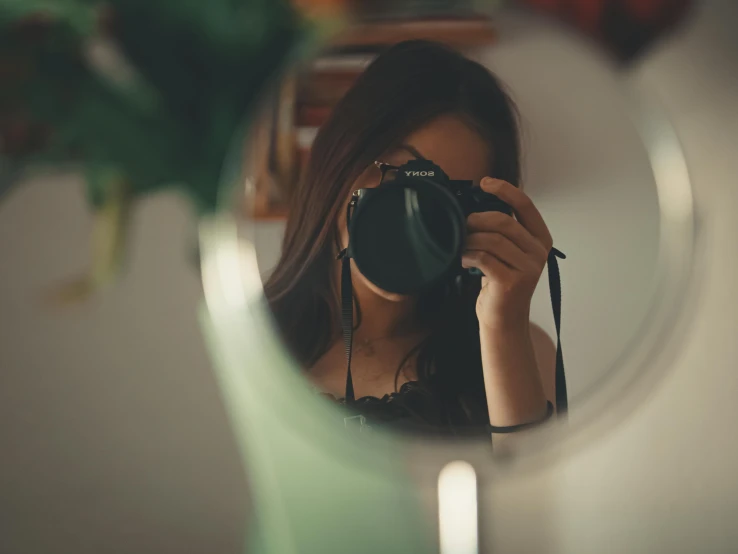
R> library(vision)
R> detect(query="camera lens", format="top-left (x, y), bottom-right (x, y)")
top-left (349, 179), bottom-right (465, 294)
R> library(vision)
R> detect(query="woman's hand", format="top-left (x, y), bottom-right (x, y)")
top-left (461, 177), bottom-right (553, 332)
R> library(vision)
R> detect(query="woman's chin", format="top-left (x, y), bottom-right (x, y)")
top-left (350, 266), bottom-right (414, 302)
top-left (378, 291), bottom-right (412, 303)
top-left (363, 278), bottom-right (413, 303)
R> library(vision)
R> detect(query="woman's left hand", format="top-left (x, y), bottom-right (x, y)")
top-left (461, 177), bottom-right (553, 332)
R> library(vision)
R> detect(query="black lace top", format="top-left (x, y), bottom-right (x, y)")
top-left (318, 380), bottom-right (491, 438)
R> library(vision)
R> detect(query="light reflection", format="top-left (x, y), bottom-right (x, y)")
top-left (201, 217), bottom-right (263, 314)
top-left (438, 460), bottom-right (479, 554)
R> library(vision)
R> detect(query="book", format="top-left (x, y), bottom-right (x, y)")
top-left (296, 104), bottom-right (334, 127)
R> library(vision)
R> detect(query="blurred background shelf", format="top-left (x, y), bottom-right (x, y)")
top-left (248, 14), bottom-right (496, 221)
top-left (329, 17), bottom-right (497, 49)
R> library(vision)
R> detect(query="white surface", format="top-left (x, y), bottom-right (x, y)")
top-left (438, 462), bottom-right (479, 554)
top-left (553, 4), bottom-right (738, 550)
top-left (488, 3), bottom-right (738, 553)
top-left (1, 1), bottom-right (737, 553)
top-left (0, 183), bottom-right (248, 553)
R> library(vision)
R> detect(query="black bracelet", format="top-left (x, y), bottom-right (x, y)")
top-left (487, 401), bottom-right (555, 434)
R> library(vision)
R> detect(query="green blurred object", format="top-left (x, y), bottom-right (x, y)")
top-left (0, 0), bottom-right (316, 300)
top-left (1, 0), bottom-right (301, 212)
top-left (198, 272), bottom-right (436, 554)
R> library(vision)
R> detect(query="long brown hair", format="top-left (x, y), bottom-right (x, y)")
top-left (264, 40), bottom-right (521, 425)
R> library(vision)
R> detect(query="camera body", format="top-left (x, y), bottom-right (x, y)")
top-left (354, 158), bottom-right (512, 220)
top-left (413, 158), bottom-right (511, 216)
top-left (348, 158), bottom-right (513, 294)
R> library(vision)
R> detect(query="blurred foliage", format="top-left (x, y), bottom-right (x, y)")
top-left (516, 0), bottom-right (694, 63)
top-left (0, 0), bottom-right (306, 212)
top-left (0, 0), bottom-right (317, 300)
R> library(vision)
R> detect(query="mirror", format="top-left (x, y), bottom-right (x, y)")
top-left (210, 6), bottom-right (695, 453)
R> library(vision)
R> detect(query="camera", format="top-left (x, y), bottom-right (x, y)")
top-left (347, 158), bottom-right (513, 295)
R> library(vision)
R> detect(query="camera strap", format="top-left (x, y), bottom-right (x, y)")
top-left (339, 251), bottom-right (356, 403)
top-left (548, 247), bottom-right (568, 415)
top-left (337, 214), bottom-right (568, 418)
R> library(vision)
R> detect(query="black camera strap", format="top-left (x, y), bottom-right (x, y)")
top-left (338, 197), bottom-right (358, 403)
top-left (339, 251), bottom-right (356, 402)
top-left (337, 201), bottom-right (568, 418)
top-left (548, 247), bottom-right (568, 415)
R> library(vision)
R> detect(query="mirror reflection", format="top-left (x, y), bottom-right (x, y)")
top-left (241, 13), bottom-right (661, 440)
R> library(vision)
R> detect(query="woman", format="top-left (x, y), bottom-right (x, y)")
top-left (265, 40), bottom-right (558, 437)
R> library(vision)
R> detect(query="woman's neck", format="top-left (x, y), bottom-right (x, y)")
top-left (356, 293), bottom-right (420, 341)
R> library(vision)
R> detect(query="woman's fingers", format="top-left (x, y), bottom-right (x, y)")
top-left (461, 249), bottom-right (515, 280)
top-left (478, 177), bottom-right (553, 250)
top-left (466, 211), bottom-right (548, 262)
top-left (464, 232), bottom-right (534, 272)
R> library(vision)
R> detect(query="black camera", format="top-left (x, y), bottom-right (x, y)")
top-left (347, 158), bottom-right (513, 294)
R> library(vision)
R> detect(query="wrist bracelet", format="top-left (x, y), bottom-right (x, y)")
top-left (487, 401), bottom-right (554, 434)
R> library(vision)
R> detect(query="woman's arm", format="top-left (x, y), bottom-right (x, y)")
top-left (479, 320), bottom-right (551, 428)
top-left (461, 177), bottom-right (557, 429)
top-left (530, 322), bottom-right (557, 405)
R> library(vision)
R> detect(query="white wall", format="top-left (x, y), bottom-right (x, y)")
top-left (552, 1), bottom-right (738, 550)
top-left (0, 180), bottom-right (248, 553)
top-left (1, 1), bottom-right (736, 553)
top-left (489, 2), bottom-right (738, 553)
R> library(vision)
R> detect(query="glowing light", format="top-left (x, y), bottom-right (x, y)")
top-left (438, 461), bottom-right (479, 554)
top-left (200, 217), bottom-right (263, 314)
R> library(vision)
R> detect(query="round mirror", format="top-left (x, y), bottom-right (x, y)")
top-left (200, 4), bottom-right (696, 465)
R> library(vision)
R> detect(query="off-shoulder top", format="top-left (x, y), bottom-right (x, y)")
top-left (317, 380), bottom-right (491, 438)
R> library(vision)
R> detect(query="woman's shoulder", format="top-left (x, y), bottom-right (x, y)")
top-left (529, 322), bottom-right (554, 347)
top-left (529, 322), bottom-right (556, 402)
